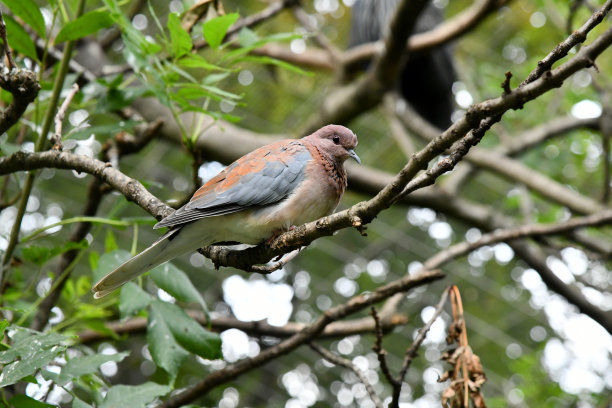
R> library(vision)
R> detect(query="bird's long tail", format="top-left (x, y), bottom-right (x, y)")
top-left (93, 228), bottom-right (195, 298)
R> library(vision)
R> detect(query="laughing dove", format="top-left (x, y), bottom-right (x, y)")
top-left (93, 125), bottom-right (360, 298)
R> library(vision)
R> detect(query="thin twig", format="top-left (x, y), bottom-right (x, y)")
top-left (593, 79), bottom-right (612, 204)
top-left (292, 6), bottom-right (341, 63)
top-left (387, 288), bottom-right (450, 408)
top-left (522, 0), bottom-right (612, 86)
top-left (370, 306), bottom-right (398, 387)
top-left (52, 83), bottom-right (79, 150)
top-left (384, 94), bottom-right (415, 158)
top-left (309, 342), bottom-right (383, 408)
top-left (450, 286), bottom-right (470, 407)
top-left (398, 288), bottom-right (450, 381)
top-left (0, 11), bottom-right (16, 70)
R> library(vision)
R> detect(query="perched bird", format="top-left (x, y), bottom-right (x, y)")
top-left (93, 125), bottom-right (360, 298)
top-left (349, 0), bottom-right (456, 129)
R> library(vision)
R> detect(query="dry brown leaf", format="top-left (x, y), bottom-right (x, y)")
top-left (471, 391), bottom-right (487, 408)
top-left (441, 385), bottom-right (456, 405)
top-left (467, 351), bottom-right (484, 375)
top-left (438, 370), bottom-right (452, 382)
top-left (446, 319), bottom-right (463, 344)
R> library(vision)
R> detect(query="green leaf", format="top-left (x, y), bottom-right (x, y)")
top-left (0, 329), bottom-right (67, 387)
top-left (105, 230), bottom-right (118, 252)
top-left (237, 27), bottom-right (259, 47)
top-left (88, 251), bottom-right (100, 273)
top-left (150, 263), bottom-right (209, 314)
top-left (202, 13), bottom-right (240, 49)
top-left (0, 329), bottom-right (65, 363)
top-left (72, 397), bottom-right (93, 408)
top-left (234, 55), bottom-right (312, 76)
top-left (224, 32), bottom-right (299, 61)
top-left (175, 84), bottom-right (217, 100)
top-left (201, 85), bottom-right (242, 101)
top-left (56, 351), bottom-right (129, 386)
top-left (22, 240), bottom-right (89, 266)
top-left (0, 319), bottom-right (8, 341)
top-left (0, 0), bottom-right (46, 38)
top-left (92, 249), bottom-right (131, 284)
top-left (82, 320), bottom-right (120, 340)
top-left (99, 382), bottom-right (171, 408)
top-left (167, 13), bottom-right (192, 58)
top-left (55, 10), bottom-right (115, 44)
top-left (119, 282), bottom-right (153, 320)
top-left (177, 54), bottom-right (226, 71)
top-left (94, 87), bottom-right (149, 113)
top-left (147, 303), bottom-right (188, 382)
top-left (3, 15), bottom-right (38, 61)
top-left (7, 394), bottom-right (55, 408)
top-left (203, 71), bottom-right (231, 84)
top-left (151, 300), bottom-right (222, 360)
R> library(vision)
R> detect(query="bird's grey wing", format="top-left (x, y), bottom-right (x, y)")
top-left (154, 140), bottom-right (310, 229)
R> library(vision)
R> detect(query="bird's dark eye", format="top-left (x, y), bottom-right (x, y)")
top-left (332, 135), bottom-right (340, 144)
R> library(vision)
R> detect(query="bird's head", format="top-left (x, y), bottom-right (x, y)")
top-left (307, 124), bottom-right (361, 164)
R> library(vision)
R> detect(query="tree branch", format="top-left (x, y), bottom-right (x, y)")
top-left (0, 150), bottom-right (172, 220)
top-left (303, 0), bottom-right (428, 132)
top-left (154, 268), bottom-right (444, 408)
top-left (0, 69), bottom-right (40, 135)
top-left (421, 210), bottom-right (612, 333)
top-left (0, 10), bottom-right (16, 70)
top-left (77, 307), bottom-right (409, 344)
top-left (342, 0), bottom-right (506, 74)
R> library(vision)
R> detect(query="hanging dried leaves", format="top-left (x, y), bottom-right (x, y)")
top-left (438, 286), bottom-right (488, 408)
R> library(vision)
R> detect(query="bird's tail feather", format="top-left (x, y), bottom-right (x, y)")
top-left (93, 229), bottom-right (191, 298)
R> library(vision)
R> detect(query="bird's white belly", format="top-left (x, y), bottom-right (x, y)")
top-left (240, 185), bottom-right (339, 244)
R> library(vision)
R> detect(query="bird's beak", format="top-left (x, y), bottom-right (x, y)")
top-left (347, 149), bottom-right (361, 164)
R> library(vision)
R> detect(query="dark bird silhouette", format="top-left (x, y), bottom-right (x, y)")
top-left (349, 0), bottom-right (456, 129)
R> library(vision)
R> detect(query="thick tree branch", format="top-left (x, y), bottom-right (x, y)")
top-left (0, 69), bottom-right (40, 135)
top-left (200, 24), bottom-right (612, 269)
top-left (0, 150), bottom-right (172, 220)
top-left (303, 0), bottom-right (428, 132)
